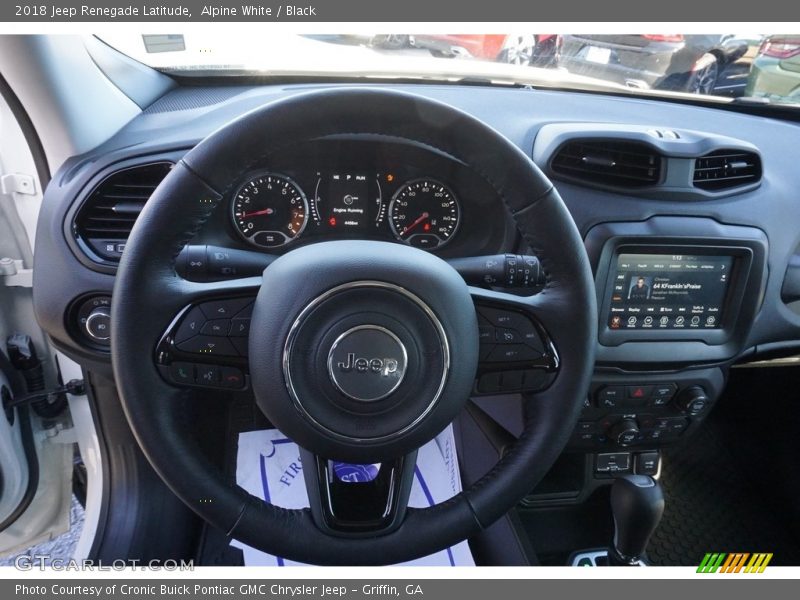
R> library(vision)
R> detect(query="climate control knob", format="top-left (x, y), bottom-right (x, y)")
top-left (85, 306), bottom-right (111, 342)
top-left (675, 386), bottom-right (709, 416)
top-left (608, 419), bottom-right (640, 446)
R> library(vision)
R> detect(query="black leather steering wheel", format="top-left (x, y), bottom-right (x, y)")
top-left (111, 88), bottom-right (596, 565)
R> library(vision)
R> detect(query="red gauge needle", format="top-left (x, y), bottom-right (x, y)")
top-left (241, 207), bottom-right (275, 218)
top-left (401, 212), bottom-right (429, 236)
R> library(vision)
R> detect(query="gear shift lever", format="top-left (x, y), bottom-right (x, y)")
top-left (608, 474), bottom-right (665, 565)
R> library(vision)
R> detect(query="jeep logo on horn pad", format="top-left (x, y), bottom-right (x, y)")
top-left (336, 353), bottom-right (399, 376)
top-left (327, 325), bottom-right (407, 402)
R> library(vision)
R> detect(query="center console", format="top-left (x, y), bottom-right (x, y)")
top-left (552, 217), bottom-right (768, 492)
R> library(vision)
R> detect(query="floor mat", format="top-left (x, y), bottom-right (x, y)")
top-left (649, 419), bottom-right (800, 566)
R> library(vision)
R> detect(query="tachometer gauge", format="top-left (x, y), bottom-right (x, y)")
top-left (388, 179), bottom-right (460, 249)
top-left (231, 173), bottom-right (308, 248)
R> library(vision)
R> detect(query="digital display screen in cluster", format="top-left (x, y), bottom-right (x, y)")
top-left (607, 253), bottom-right (733, 331)
top-left (318, 172), bottom-right (372, 230)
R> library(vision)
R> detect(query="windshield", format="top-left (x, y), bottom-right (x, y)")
top-left (99, 32), bottom-right (800, 107)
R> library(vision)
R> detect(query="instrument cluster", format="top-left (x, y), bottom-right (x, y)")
top-left (231, 170), bottom-right (461, 251)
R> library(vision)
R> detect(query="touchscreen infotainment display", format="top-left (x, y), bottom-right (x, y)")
top-left (607, 253), bottom-right (733, 330)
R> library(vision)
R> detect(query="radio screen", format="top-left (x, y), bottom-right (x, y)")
top-left (608, 253), bottom-right (733, 330)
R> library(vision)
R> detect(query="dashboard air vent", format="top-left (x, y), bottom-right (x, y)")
top-left (74, 162), bottom-right (172, 262)
top-left (550, 140), bottom-right (662, 187)
top-left (692, 150), bottom-right (762, 191)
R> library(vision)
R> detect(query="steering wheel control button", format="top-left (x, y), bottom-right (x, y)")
top-left (176, 335), bottom-right (237, 357)
top-left (200, 319), bottom-right (231, 336)
top-left (199, 298), bottom-right (253, 319)
top-left (220, 367), bottom-right (245, 389)
top-left (477, 372), bottom-right (503, 393)
top-left (486, 344), bottom-right (539, 363)
top-left (522, 369), bottom-right (547, 391)
top-left (169, 362), bottom-right (195, 384)
top-left (174, 307), bottom-right (206, 343)
top-left (196, 364), bottom-right (220, 386)
top-left (478, 306), bottom-right (527, 330)
top-left (499, 370), bottom-right (523, 391)
top-left (496, 328), bottom-right (522, 344)
top-left (230, 318), bottom-right (251, 337)
top-left (478, 326), bottom-right (494, 343)
top-left (476, 306), bottom-right (545, 354)
top-left (327, 326), bottom-right (408, 402)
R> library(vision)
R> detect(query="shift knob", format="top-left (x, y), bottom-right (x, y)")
top-left (609, 474), bottom-right (664, 565)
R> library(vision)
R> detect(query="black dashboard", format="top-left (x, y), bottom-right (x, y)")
top-left (31, 81), bottom-right (800, 485)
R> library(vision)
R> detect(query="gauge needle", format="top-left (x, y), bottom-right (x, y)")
top-left (241, 207), bottom-right (275, 218)
top-left (401, 212), bottom-right (429, 236)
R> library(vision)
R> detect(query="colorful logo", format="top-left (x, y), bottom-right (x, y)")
top-left (697, 553), bottom-right (773, 573)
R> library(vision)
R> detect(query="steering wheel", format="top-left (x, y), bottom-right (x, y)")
top-left (111, 88), bottom-right (596, 565)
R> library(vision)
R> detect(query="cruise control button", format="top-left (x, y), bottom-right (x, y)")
top-left (169, 362), bottom-right (195, 384)
top-left (174, 307), bottom-right (206, 344)
top-left (522, 369), bottom-right (547, 391)
top-left (477, 372), bottom-right (502, 393)
top-left (220, 367), bottom-right (245, 389)
top-left (199, 298), bottom-right (253, 320)
top-left (196, 364), bottom-right (220, 386)
top-left (520, 329), bottom-right (545, 354)
top-left (229, 318), bottom-right (251, 337)
top-left (486, 344), bottom-right (540, 363)
top-left (176, 335), bottom-right (238, 357)
top-left (496, 328), bottom-right (522, 344)
top-left (478, 326), bottom-right (495, 343)
top-left (201, 319), bottom-right (231, 336)
top-left (477, 307), bottom-right (530, 331)
top-left (500, 370), bottom-right (523, 391)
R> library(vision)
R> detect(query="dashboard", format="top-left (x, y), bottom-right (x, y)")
top-left (30, 81), bottom-right (800, 484)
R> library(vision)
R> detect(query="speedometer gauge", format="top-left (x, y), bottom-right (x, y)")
top-left (232, 173), bottom-right (308, 248)
top-left (388, 179), bottom-right (460, 249)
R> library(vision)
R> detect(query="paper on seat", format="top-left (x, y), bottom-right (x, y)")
top-left (232, 425), bottom-right (474, 566)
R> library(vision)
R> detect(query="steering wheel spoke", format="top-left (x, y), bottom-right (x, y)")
top-left (301, 448), bottom-right (417, 536)
top-left (154, 276), bottom-right (262, 391)
top-left (469, 286), bottom-right (560, 395)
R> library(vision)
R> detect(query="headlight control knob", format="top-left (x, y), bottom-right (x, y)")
top-left (85, 306), bottom-right (111, 342)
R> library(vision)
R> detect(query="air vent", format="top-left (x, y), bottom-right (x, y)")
top-left (74, 162), bottom-right (172, 262)
top-left (550, 140), bottom-right (662, 188)
top-left (692, 150), bottom-right (762, 191)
